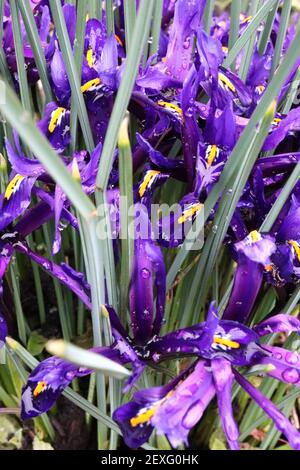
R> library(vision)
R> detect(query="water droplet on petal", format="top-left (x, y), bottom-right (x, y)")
top-left (65, 371), bottom-right (74, 380)
top-left (141, 268), bottom-right (150, 279)
top-left (286, 352), bottom-right (299, 365)
top-left (282, 368), bottom-right (300, 384)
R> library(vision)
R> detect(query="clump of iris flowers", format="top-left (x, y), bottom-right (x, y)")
top-left (1, 0), bottom-right (300, 452)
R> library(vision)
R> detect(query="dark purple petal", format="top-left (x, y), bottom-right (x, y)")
top-left (50, 48), bottom-right (71, 104)
top-left (267, 244), bottom-right (295, 286)
top-left (204, 101), bottom-right (236, 149)
top-left (15, 242), bottom-right (92, 310)
top-left (196, 29), bottom-right (223, 81)
top-left (223, 255), bottom-right (263, 323)
top-left (276, 194), bottom-right (300, 243)
top-left (181, 67), bottom-right (202, 186)
top-left (165, 0), bottom-right (205, 81)
top-left (146, 303), bottom-right (219, 361)
top-left (129, 236), bottom-right (166, 343)
top-left (136, 65), bottom-right (183, 91)
top-left (136, 133), bottom-right (186, 177)
top-left (101, 306), bottom-right (146, 391)
top-left (5, 137), bottom-right (44, 177)
top-left (63, 4), bottom-right (76, 46)
top-left (113, 401), bottom-right (154, 449)
top-left (256, 153), bottom-right (300, 178)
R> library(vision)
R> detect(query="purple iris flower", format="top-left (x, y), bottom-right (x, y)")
top-left (223, 230), bottom-right (277, 322)
top-left (0, 136), bottom-right (44, 233)
top-left (38, 102), bottom-right (71, 153)
top-left (45, 4), bottom-right (119, 143)
top-left (0, 176), bottom-right (92, 348)
top-left (232, 188), bottom-right (300, 289)
top-left (21, 306), bottom-right (145, 419)
top-left (194, 29), bottom-right (252, 115)
top-left (1, 127), bottom-right (104, 256)
top-left (21, 346), bottom-right (122, 420)
top-left (114, 303), bottom-right (300, 450)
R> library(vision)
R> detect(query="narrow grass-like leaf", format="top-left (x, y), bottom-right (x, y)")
top-left (0, 0), bottom-right (4, 43)
top-left (96, 0), bottom-right (154, 191)
top-left (228, 0), bottom-right (241, 70)
top-left (70, 0), bottom-right (87, 153)
top-left (95, 191), bottom-right (118, 309)
top-left (0, 48), bottom-right (14, 89)
top-left (260, 382), bottom-right (293, 449)
top-left (239, 376), bottom-right (278, 435)
top-left (5, 346), bottom-right (55, 440)
top-left (124, 0), bottom-right (136, 51)
top-left (41, 224), bottom-right (72, 341)
top-left (270, 0), bottom-right (292, 79)
top-left (49, 0), bottom-right (95, 153)
top-left (77, 214), bottom-right (108, 447)
top-left (239, 387), bottom-right (300, 441)
top-left (284, 284), bottom-right (300, 314)
top-left (119, 117), bottom-right (134, 319)
top-left (10, 0), bottom-right (32, 112)
top-left (29, 243), bottom-right (46, 324)
top-left (18, 0), bottom-right (53, 104)
top-left (239, 0), bottom-right (260, 81)
top-left (10, 264), bottom-right (27, 344)
top-left (203, 0), bottom-right (215, 34)
top-left (224, 0), bottom-right (278, 69)
top-left (106, 0), bottom-right (115, 35)
top-left (258, 0), bottom-right (279, 55)
top-left (0, 0), bottom-right (14, 89)
top-left (89, 0), bottom-right (102, 20)
top-left (150, 0), bottom-right (163, 57)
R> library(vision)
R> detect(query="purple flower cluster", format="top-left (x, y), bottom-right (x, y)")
top-left (1, 0), bottom-right (300, 450)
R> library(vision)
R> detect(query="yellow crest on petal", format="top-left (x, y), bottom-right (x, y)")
top-left (4, 174), bottom-right (25, 200)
